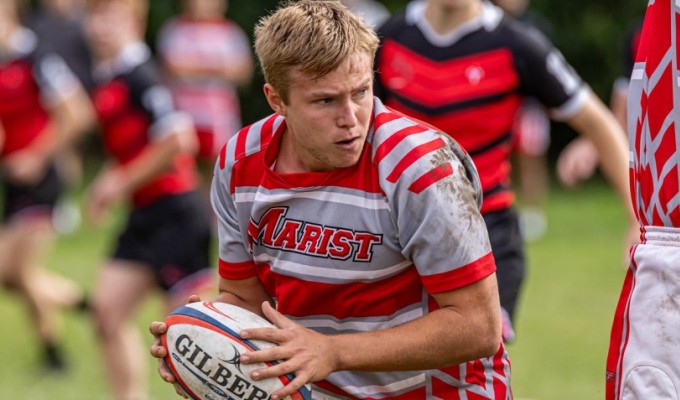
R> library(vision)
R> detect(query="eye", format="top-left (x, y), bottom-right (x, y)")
top-left (354, 88), bottom-right (368, 98)
top-left (316, 97), bottom-right (333, 105)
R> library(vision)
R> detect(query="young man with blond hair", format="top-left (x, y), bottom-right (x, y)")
top-left (150, 1), bottom-right (511, 399)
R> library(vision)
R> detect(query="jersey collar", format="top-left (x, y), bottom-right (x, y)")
top-left (406, 0), bottom-right (503, 47)
top-left (93, 41), bottom-right (150, 81)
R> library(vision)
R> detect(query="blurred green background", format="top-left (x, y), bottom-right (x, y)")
top-left (0, 179), bottom-right (631, 400)
top-left (3, 1), bottom-right (644, 399)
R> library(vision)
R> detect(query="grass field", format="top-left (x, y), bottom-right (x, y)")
top-left (0, 180), bottom-right (631, 400)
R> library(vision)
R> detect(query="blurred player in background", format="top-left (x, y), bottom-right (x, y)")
top-left (606, 0), bottom-right (680, 398)
top-left (156, 0), bottom-right (253, 190)
top-left (83, 0), bottom-right (212, 398)
top-left (150, 1), bottom-right (511, 399)
top-left (493, 0), bottom-right (553, 242)
top-left (26, 0), bottom-right (94, 235)
top-left (374, 0), bottom-right (638, 342)
top-left (0, 0), bottom-right (93, 372)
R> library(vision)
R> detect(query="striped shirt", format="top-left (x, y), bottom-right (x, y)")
top-left (375, 1), bottom-right (587, 214)
top-left (211, 97), bottom-right (511, 399)
top-left (628, 0), bottom-right (680, 228)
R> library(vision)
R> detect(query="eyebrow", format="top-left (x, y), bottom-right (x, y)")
top-left (308, 78), bottom-right (372, 98)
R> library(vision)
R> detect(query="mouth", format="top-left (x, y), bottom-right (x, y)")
top-left (335, 137), bottom-right (360, 147)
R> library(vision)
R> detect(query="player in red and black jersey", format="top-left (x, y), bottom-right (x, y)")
top-left (83, 1), bottom-right (212, 399)
top-left (375, 0), bottom-right (638, 341)
top-left (0, 0), bottom-right (93, 372)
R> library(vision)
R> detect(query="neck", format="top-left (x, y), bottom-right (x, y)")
top-left (0, 21), bottom-right (20, 51)
top-left (424, 1), bottom-right (482, 34)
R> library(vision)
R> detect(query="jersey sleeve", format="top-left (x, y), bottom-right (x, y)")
top-left (32, 52), bottom-right (81, 107)
top-left (379, 123), bottom-right (495, 294)
top-left (210, 142), bottom-right (257, 280)
top-left (126, 62), bottom-right (193, 141)
top-left (510, 21), bottom-right (589, 121)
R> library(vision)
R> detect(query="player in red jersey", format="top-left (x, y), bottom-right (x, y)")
top-left (374, 0), bottom-right (638, 341)
top-left (0, 0), bottom-right (93, 371)
top-left (606, 0), bottom-right (680, 398)
top-left (150, 1), bottom-right (511, 399)
top-left (83, 0), bottom-right (212, 399)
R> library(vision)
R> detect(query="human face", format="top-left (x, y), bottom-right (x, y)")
top-left (266, 53), bottom-right (374, 173)
top-left (84, 2), bottom-right (138, 61)
top-left (183, 0), bottom-right (226, 19)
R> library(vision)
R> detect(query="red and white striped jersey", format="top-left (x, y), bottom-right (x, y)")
top-left (211, 97), bottom-right (511, 399)
top-left (156, 17), bottom-right (252, 145)
top-left (628, 0), bottom-right (680, 227)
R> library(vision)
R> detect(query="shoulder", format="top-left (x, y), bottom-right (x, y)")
top-left (217, 113), bottom-right (282, 170)
top-left (496, 15), bottom-right (555, 55)
top-left (371, 99), bottom-right (478, 198)
top-left (125, 58), bottom-right (162, 89)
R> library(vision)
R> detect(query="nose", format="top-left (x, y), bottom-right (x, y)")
top-left (337, 99), bottom-right (358, 128)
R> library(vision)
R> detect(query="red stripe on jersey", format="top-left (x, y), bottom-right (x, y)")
top-left (379, 41), bottom-right (518, 107)
top-left (375, 124), bottom-right (429, 163)
top-left (259, 266), bottom-right (426, 320)
top-left (235, 115), bottom-right (278, 161)
top-left (218, 258), bottom-right (257, 280)
top-left (387, 138), bottom-right (446, 183)
top-left (408, 162), bottom-right (454, 194)
top-left (218, 142), bottom-right (227, 170)
top-left (373, 110), bottom-right (402, 128)
top-left (420, 252), bottom-right (495, 294)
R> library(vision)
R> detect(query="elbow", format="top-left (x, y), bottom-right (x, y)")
top-left (468, 310), bottom-right (503, 361)
top-left (477, 325), bottom-right (502, 359)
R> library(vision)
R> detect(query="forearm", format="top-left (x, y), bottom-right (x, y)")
top-left (331, 275), bottom-right (501, 372)
top-left (114, 134), bottom-right (184, 194)
top-left (569, 94), bottom-right (636, 222)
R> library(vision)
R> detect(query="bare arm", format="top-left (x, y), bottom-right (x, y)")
top-left (239, 273), bottom-right (502, 398)
top-left (562, 92), bottom-right (640, 249)
top-left (86, 128), bottom-right (196, 223)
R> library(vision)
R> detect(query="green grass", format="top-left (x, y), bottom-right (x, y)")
top-left (0, 182), bottom-right (631, 400)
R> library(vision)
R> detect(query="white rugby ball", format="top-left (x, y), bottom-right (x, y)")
top-left (162, 301), bottom-right (312, 400)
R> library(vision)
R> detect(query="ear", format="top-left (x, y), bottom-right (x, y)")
top-left (263, 83), bottom-right (287, 116)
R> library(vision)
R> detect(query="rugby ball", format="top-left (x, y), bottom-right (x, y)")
top-left (162, 301), bottom-right (312, 400)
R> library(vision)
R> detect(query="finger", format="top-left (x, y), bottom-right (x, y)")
top-left (174, 383), bottom-right (189, 399)
top-left (149, 321), bottom-right (168, 336)
top-left (240, 326), bottom-right (289, 345)
top-left (271, 373), bottom-right (310, 400)
top-left (248, 358), bottom-right (295, 380)
top-left (185, 294), bottom-right (201, 304)
top-left (157, 360), bottom-right (176, 383)
top-left (241, 345), bottom-right (293, 367)
top-left (261, 301), bottom-right (296, 329)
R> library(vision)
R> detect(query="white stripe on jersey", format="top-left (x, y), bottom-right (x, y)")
top-left (339, 373), bottom-right (426, 398)
top-left (241, 115), bottom-right (284, 158)
top-left (253, 253), bottom-right (412, 282)
top-left (291, 307), bottom-right (425, 333)
top-left (234, 189), bottom-right (390, 210)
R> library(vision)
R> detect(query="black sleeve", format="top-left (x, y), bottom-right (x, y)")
top-left (125, 60), bottom-right (178, 124)
top-left (506, 18), bottom-right (585, 110)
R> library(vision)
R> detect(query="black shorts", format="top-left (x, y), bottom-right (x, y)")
top-left (1, 164), bottom-right (63, 222)
top-left (483, 207), bottom-right (526, 323)
top-left (112, 191), bottom-right (212, 291)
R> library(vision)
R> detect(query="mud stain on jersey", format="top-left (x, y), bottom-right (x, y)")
top-left (430, 146), bottom-right (486, 255)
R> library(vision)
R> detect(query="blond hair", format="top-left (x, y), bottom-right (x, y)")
top-left (254, 0), bottom-right (379, 101)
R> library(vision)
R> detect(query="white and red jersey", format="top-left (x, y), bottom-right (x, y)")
top-left (156, 17), bottom-right (252, 149)
top-left (211, 97), bottom-right (511, 399)
top-left (628, 0), bottom-right (680, 228)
